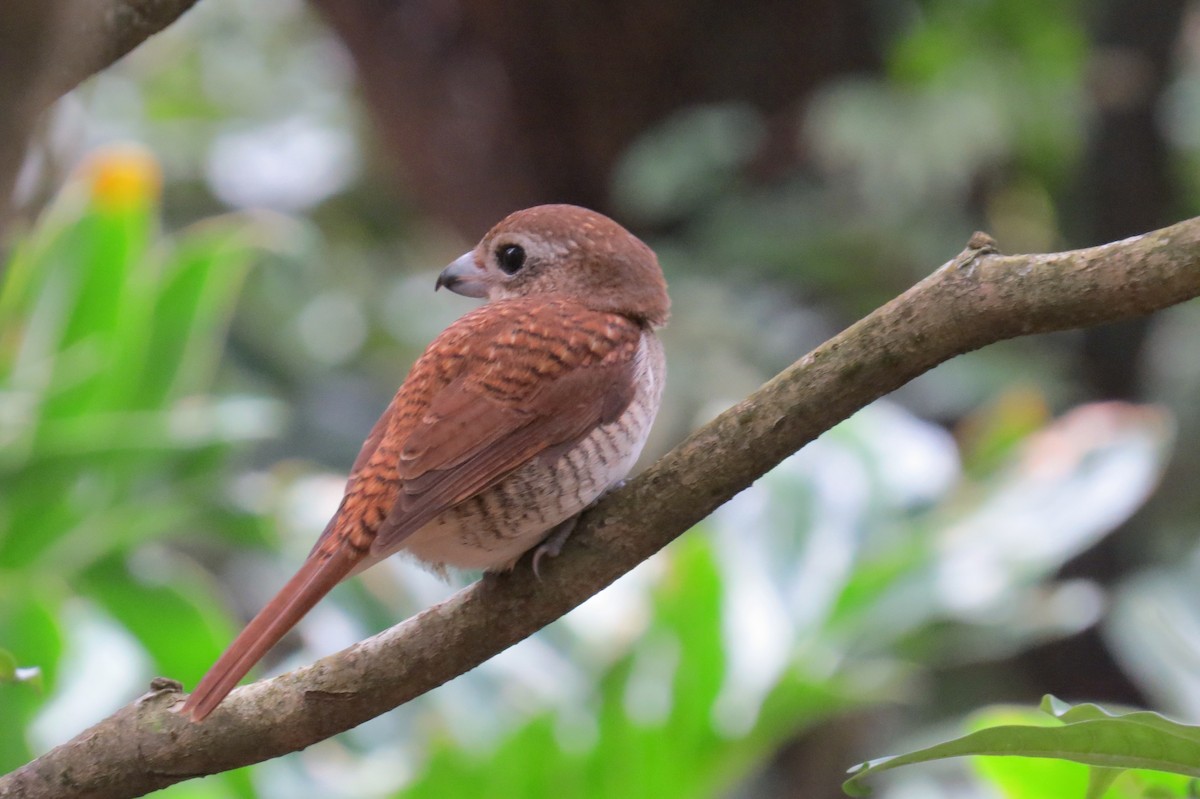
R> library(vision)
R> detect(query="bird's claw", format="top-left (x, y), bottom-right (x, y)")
top-left (532, 516), bottom-right (579, 580)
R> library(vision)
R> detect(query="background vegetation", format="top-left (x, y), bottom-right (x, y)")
top-left (3, 0), bottom-right (1200, 796)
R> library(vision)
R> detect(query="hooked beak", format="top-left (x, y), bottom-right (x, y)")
top-left (435, 251), bottom-right (489, 298)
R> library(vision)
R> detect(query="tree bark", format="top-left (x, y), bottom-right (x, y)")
top-left (309, 0), bottom-right (878, 235)
top-left (3, 218), bottom-right (1200, 798)
top-left (0, 0), bottom-right (202, 225)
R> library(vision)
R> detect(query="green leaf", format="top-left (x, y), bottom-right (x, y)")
top-left (0, 595), bottom-right (63, 770)
top-left (957, 388), bottom-right (1049, 477)
top-left (844, 696), bottom-right (1200, 797)
top-left (968, 706), bottom-right (1095, 799)
top-left (1039, 696), bottom-right (1200, 748)
top-left (0, 648), bottom-right (15, 681)
top-left (41, 204), bottom-right (153, 421)
top-left (77, 554), bottom-right (236, 684)
top-left (1084, 767), bottom-right (1122, 799)
top-left (138, 218), bottom-right (256, 406)
top-left (0, 648), bottom-right (43, 691)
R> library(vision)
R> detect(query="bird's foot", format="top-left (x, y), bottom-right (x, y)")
top-left (601, 479), bottom-right (627, 498)
top-left (530, 481), bottom-right (629, 579)
top-left (532, 516), bottom-right (580, 580)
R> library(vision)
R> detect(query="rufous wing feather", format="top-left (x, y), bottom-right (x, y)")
top-left (370, 318), bottom-right (641, 556)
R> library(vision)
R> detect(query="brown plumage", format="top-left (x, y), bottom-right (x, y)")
top-left (180, 205), bottom-right (669, 721)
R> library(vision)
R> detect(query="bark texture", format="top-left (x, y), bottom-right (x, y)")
top-left (0, 0), bottom-right (201, 223)
top-left (309, 0), bottom-right (878, 234)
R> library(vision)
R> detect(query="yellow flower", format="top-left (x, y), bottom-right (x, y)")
top-left (82, 143), bottom-right (162, 211)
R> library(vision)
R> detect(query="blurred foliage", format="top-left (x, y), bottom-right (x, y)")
top-left (850, 697), bottom-right (1200, 799)
top-left (2, 160), bottom-right (1174, 794)
top-left (5, 0), bottom-right (1200, 797)
top-left (0, 145), bottom-right (274, 778)
top-left (381, 400), bottom-right (1170, 799)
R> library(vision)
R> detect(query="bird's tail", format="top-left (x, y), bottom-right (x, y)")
top-left (180, 546), bottom-right (360, 722)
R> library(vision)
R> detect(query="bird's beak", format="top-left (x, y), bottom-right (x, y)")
top-left (435, 251), bottom-right (489, 298)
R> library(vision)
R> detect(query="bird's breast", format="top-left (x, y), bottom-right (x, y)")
top-left (401, 330), bottom-right (665, 572)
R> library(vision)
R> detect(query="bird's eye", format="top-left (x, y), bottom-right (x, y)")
top-left (496, 244), bottom-right (526, 275)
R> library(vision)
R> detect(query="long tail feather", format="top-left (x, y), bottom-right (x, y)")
top-left (181, 547), bottom-right (360, 721)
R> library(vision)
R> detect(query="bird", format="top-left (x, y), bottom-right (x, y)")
top-left (180, 204), bottom-right (669, 721)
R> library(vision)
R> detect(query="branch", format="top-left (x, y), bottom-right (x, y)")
top-left (5, 220), bottom-right (1200, 798)
top-left (0, 0), bottom-right (201, 223)
top-left (41, 0), bottom-right (203, 103)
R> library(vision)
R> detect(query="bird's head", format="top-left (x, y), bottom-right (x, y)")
top-left (436, 205), bottom-right (670, 327)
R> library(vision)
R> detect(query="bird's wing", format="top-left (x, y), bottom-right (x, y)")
top-left (367, 297), bottom-right (642, 555)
